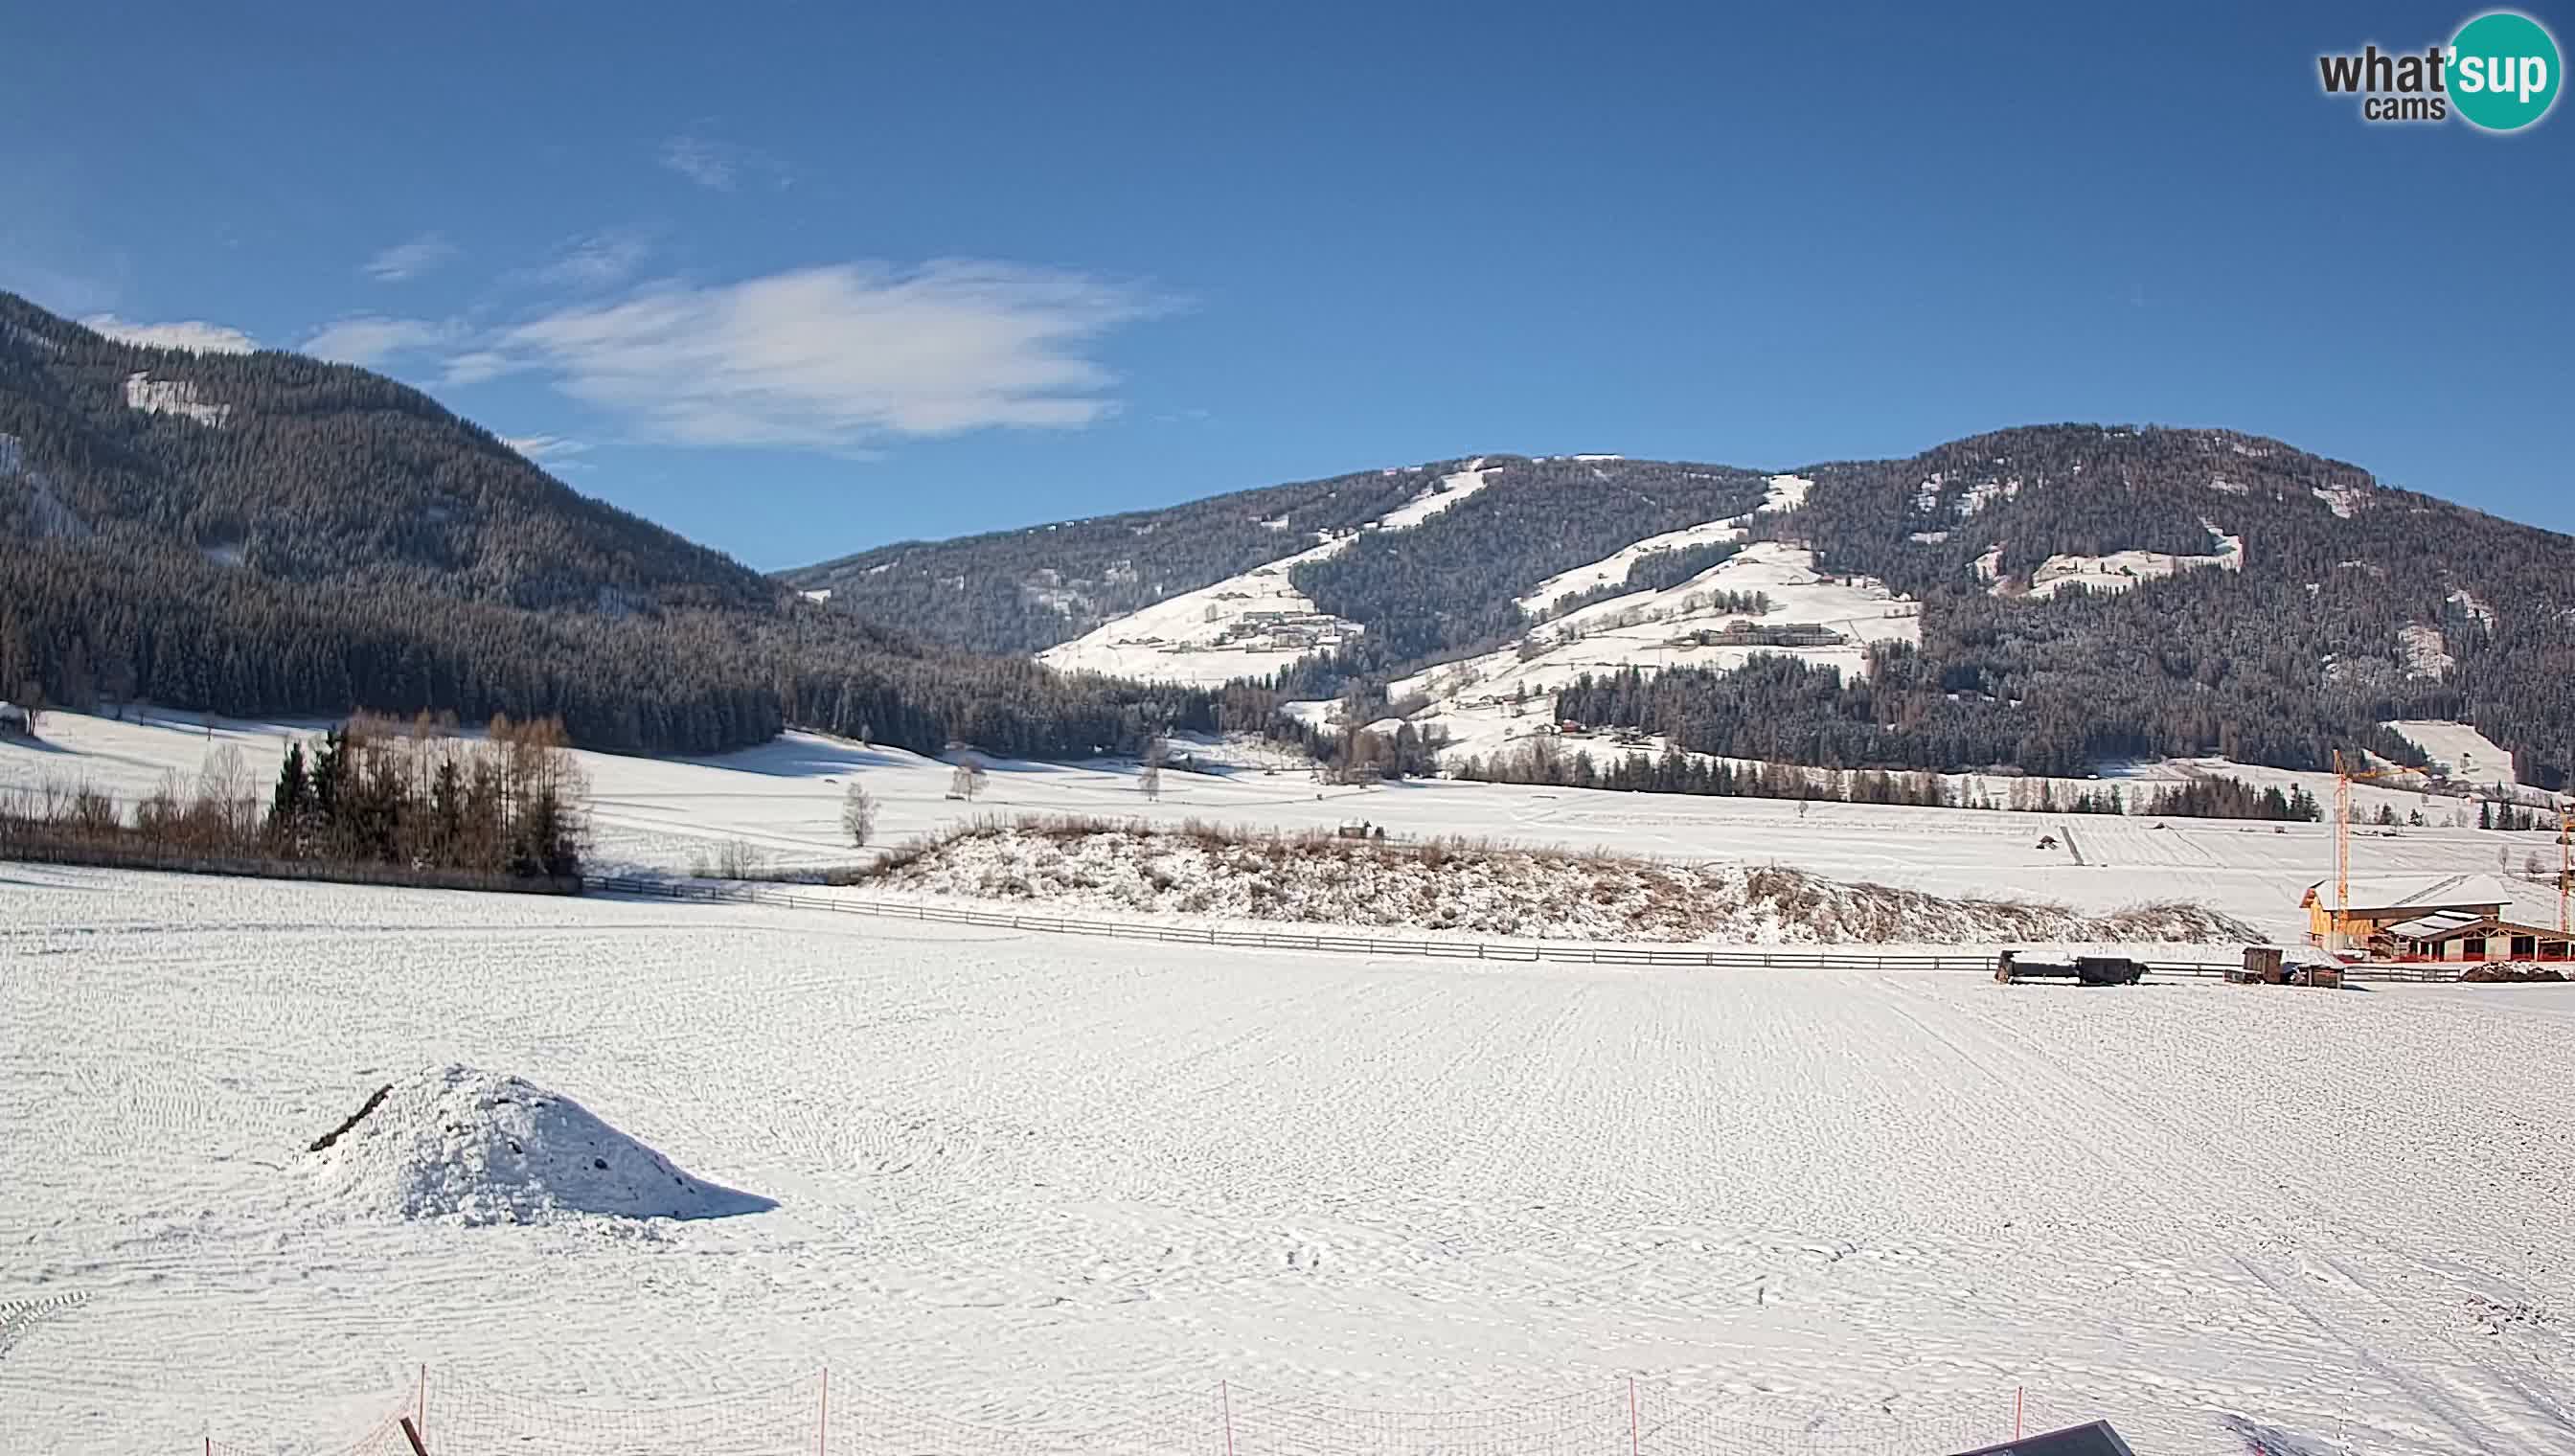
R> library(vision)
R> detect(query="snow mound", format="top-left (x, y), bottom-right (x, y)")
top-left (300, 1066), bottom-right (771, 1225)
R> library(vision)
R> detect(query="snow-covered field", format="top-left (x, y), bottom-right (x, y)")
top-left (6, 868), bottom-right (2575, 1455)
top-left (7, 711), bottom-right (2562, 946)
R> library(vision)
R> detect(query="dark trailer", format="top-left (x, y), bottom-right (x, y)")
top-left (1993, 951), bottom-right (2145, 986)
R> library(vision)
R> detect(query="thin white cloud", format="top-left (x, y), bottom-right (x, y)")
top-left (659, 131), bottom-right (790, 192)
top-left (301, 315), bottom-right (464, 368)
top-left (501, 433), bottom-right (590, 463)
top-left (81, 313), bottom-right (258, 353)
top-left (496, 261), bottom-right (1165, 449)
top-left (441, 349), bottom-right (519, 387)
top-left (362, 233), bottom-right (459, 283)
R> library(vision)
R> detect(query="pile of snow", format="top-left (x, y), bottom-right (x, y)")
top-left (299, 1065), bottom-right (768, 1225)
top-left (866, 822), bottom-right (2256, 944)
top-left (2313, 484), bottom-right (2364, 519)
top-left (122, 373), bottom-right (230, 428)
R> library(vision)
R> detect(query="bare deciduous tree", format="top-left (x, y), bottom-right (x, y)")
top-left (841, 781), bottom-right (878, 846)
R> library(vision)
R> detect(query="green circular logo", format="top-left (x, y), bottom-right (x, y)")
top-left (2450, 11), bottom-right (2562, 131)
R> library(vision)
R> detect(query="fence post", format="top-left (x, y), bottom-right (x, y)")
top-left (417, 1362), bottom-right (426, 1449)
top-left (1221, 1379), bottom-right (1236, 1456)
top-left (2014, 1386), bottom-right (2023, 1440)
top-left (1629, 1377), bottom-right (1640, 1456)
top-left (817, 1367), bottom-right (829, 1456)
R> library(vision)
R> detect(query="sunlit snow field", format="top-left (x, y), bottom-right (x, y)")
top-left (6, 710), bottom-right (2558, 945)
top-left (5, 869), bottom-right (2575, 1455)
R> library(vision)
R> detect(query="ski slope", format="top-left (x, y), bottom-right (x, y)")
top-left (5, 869), bottom-right (2575, 1455)
top-left (1036, 466), bottom-right (1496, 687)
top-left (6, 709), bottom-right (2559, 945)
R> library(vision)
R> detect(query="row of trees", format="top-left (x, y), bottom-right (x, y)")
top-left (1453, 737), bottom-right (2328, 822)
top-left (2, 713), bottom-right (587, 878)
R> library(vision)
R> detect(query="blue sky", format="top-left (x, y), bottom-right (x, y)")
top-left (6, 2), bottom-right (2569, 569)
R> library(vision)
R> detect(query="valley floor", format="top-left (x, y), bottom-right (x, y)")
top-left (5, 868), bottom-right (2575, 1455)
top-left (9, 711), bottom-right (2564, 946)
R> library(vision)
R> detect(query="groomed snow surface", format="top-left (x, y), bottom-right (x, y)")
top-left (7, 870), bottom-right (2575, 1455)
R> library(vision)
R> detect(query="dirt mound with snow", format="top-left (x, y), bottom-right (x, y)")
top-left (299, 1066), bottom-right (770, 1225)
top-left (866, 820), bottom-right (2258, 944)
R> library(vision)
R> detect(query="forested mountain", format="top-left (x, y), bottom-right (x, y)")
top-left (0, 293), bottom-right (1205, 757)
top-left (784, 427), bottom-right (2575, 788)
top-left (783, 466), bottom-right (1435, 654)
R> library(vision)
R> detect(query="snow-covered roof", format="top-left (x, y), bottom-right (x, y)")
top-left (2303, 873), bottom-right (2515, 913)
top-left (2383, 908), bottom-right (2490, 940)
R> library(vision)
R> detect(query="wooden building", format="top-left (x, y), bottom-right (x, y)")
top-left (2302, 873), bottom-right (2568, 961)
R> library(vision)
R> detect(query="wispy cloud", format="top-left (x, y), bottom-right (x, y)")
top-left (502, 433), bottom-right (589, 462)
top-left (361, 233), bottom-right (459, 283)
top-left (81, 313), bottom-right (258, 353)
top-left (301, 314), bottom-right (465, 367)
top-left (532, 229), bottom-right (653, 291)
top-left (501, 434), bottom-right (594, 471)
top-left (495, 261), bottom-right (1167, 450)
top-left (441, 349), bottom-right (518, 387)
top-left (659, 130), bottom-right (790, 193)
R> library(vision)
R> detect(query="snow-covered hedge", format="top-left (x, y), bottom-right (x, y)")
top-left (860, 816), bottom-right (2255, 944)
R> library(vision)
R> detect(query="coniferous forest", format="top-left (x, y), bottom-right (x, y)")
top-left (0, 294), bottom-right (1211, 759)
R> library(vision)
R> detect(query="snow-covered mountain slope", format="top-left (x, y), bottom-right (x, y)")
top-left (1402, 540), bottom-right (1921, 761)
top-left (1037, 466), bottom-right (1496, 686)
top-left (1515, 474), bottom-right (1812, 616)
top-left (2010, 521), bottom-right (2245, 600)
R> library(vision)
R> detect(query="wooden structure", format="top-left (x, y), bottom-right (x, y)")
top-left (2301, 873), bottom-right (2511, 948)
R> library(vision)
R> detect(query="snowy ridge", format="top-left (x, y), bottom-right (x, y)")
top-left (1037, 465), bottom-right (1495, 687)
top-left (123, 372), bottom-right (231, 427)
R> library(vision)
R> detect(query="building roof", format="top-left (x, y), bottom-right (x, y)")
top-left (2303, 872), bottom-right (2515, 914)
top-left (2383, 908), bottom-right (2490, 940)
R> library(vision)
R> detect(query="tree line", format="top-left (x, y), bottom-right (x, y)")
top-left (1451, 736), bottom-right (2327, 822)
top-left (1, 712), bottom-right (586, 878)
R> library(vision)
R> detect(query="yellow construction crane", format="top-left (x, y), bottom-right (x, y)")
top-left (2332, 748), bottom-right (2404, 938)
